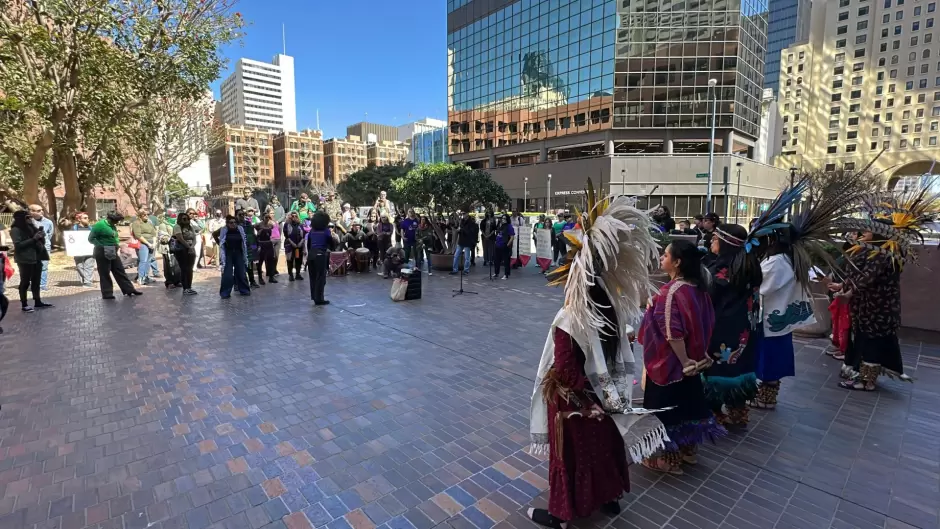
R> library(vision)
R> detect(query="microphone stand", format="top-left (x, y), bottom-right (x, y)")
top-left (452, 247), bottom-right (478, 297)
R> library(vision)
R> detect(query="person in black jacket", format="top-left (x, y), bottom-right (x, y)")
top-left (306, 211), bottom-right (335, 305)
top-left (450, 211), bottom-right (479, 275)
top-left (480, 209), bottom-right (497, 266)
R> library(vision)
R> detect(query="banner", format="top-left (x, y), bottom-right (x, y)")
top-left (511, 224), bottom-right (532, 267)
top-left (64, 230), bottom-right (94, 257)
top-left (535, 228), bottom-right (553, 271)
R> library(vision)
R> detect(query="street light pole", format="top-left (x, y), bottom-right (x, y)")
top-left (734, 162), bottom-right (742, 224)
top-left (706, 78), bottom-right (718, 214)
top-left (788, 166), bottom-right (797, 219)
top-left (547, 173), bottom-right (552, 213)
top-left (524, 177), bottom-right (528, 212)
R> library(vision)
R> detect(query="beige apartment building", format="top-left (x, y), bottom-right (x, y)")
top-left (273, 130), bottom-right (324, 196)
top-left (209, 125), bottom-right (275, 211)
top-left (367, 141), bottom-right (409, 167)
top-left (776, 0), bottom-right (940, 183)
top-left (323, 136), bottom-right (367, 183)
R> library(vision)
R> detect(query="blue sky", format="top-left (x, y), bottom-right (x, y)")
top-left (211, 1), bottom-right (447, 138)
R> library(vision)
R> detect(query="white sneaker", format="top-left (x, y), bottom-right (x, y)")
top-left (502, 275), bottom-right (508, 280)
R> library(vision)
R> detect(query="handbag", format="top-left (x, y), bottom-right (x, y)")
top-left (390, 277), bottom-right (408, 301)
top-left (2, 253), bottom-right (13, 280)
top-left (127, 236), bottom-right (141, 250)
top-left (103, 246), bottom-right (118, 261)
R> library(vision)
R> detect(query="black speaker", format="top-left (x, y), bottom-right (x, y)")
top-left (404, 269), bottom-right (422, 300)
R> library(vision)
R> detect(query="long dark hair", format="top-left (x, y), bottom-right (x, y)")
top-left (588, 281), bottom-right (619, 363)
top-left (711, 223), bottom-right (761, 290)
top-left (310, 211), bottom-right (330, 231)
top-left (11, 210), bottom-right (36, 235)
top-left (667, 240), bottom-right (708, 290)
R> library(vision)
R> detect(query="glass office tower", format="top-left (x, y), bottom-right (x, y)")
top-left (447, 0), bottom-right (768, 156)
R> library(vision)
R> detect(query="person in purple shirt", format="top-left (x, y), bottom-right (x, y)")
top-left (400, 208), bottom-right (419, 263)
top-left (494, 213), bottom-right (516, 280)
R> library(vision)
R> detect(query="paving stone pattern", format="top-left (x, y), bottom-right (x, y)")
top-left (0, 263), bottom-right (938, 529)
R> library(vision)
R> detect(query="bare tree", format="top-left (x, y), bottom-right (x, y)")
top-left (116, 94), bottom-right (223, 213)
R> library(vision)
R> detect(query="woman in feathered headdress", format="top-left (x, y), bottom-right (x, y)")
top-left (829, 177), bottom-right (937, 389)
top-left (527, 181), bottom-right (669, 529)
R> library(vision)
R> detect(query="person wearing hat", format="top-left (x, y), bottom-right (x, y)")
top-left (702, 212), bottom-right (721, 249)
top-left (341, 203), bottom-right (353, 226)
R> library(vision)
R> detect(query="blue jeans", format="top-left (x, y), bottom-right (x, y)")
top-left (220, 249), bottom-right (250, 297)
top-left (138, 245), bottom-right (153, 282)
top-left (40, 260), bottom-right (49, 289)
top-left (452, 244), bottom-right (471, 272)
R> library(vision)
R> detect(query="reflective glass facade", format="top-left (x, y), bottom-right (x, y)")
top-left (764, 0), bottom-right (807, 94)
top-left (447, 0), bottom-right (768, 155)
top-left (616, 0), bottom-right (767, 137)
top-left (413, 128), bottom-right (449, 164)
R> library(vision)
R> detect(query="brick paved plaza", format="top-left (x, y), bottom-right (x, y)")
top-left (0, 264), bottom-right (938, 529)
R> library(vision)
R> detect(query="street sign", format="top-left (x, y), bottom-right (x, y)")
top-left (695, 172), bottom-right (709, 178)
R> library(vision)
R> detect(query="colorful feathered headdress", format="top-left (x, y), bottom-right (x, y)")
top-left (546, 179), bottom-right (660, 333)
top-left (854, 176), bottom-right (940, 266)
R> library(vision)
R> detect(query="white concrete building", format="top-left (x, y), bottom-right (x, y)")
top-left (755, 88), bottom-right (782, 165)
top-left (397, 118), bottom-right (446, 163)
top-left (219, 54), bottom-right (297, 132)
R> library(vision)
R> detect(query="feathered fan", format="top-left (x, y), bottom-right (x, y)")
top-left (546, 179), bottom-right (660, 334)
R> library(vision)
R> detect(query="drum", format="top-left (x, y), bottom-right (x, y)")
top-left (329, 251), bottom-right (347, 276)
top-left (354, 247), bottom-right (371, 273)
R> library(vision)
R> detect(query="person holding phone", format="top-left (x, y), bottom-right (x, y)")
top-left (10, 210), bottom-right (53, 311)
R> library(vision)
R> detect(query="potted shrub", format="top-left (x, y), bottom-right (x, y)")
top-left (393, 163), bottom-right (510, 271)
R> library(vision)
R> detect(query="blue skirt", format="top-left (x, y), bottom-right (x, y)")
top-left (756, 333), bottom-right (795, 382)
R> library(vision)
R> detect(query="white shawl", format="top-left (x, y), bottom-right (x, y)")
top-left (529, 307), bottom-right (670, 463)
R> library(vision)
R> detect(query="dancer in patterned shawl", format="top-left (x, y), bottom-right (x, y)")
top-left (640, 239), bottom-right (723, 474)
top-left (527, 181), bottom-right (669, 529)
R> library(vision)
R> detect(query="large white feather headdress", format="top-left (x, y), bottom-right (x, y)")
top-left (546, 179), bottom-right (660, 333)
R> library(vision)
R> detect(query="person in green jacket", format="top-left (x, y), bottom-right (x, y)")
top-left (89, 212), bottom-right (142, 299)
top-left (9, 210), bottom-right (53, 312)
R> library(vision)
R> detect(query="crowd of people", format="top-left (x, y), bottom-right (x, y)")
top-left (524, 178), bottom-right (936, 529)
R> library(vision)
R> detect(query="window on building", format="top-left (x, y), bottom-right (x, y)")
top-left (886, 0), bottom-right (893, 7)
top-left (855, 48), bottom-right (866, 58)
top-left (885, 126), bottom-right (893, 135)
top-left (846, 144), bottom-right (858, 152)
top-left (795, 114), bottom-right (801, 122)
top-left (837, 39), bottom-right (847, 48)
top-left (884, 140), bottom-right (891, 149)
top-left (930, 18), bottom-right (936, 27)
top-left (852, 76), bottom-right (863, 85)
top-left (913, 21), bottom-right (921, 30)
top-left (848, 131), bottom-right (858, 139)
top-left (912, 37), bottom-right (919, 46)
top-left (884, 13), bottom-right (891, 22)
top-left (850, 103), bottom-right (861, 112)
top-left (858, 20), bottom-right (869, 30)
top-left (909, 66), bottom-right (916, 76)
top-left (851, 90), bottom-right (862, 99)
top-left (876, 99), bottom-right (884, 108)
top-left (923, 64), bottom-right (931, 73)
top-left (916, 123), bottom-right (923, 132)
top-left (829, 132), bottom-right (839, 141)
top-left (934, 121), bottom-right (940, 130)
top-left (930, 2), bottom-right (936, 11)
top-left (834, 65), bottom-right (845, 75)
top-left (785, 103), bottom-right (790, 111)
top-left (849, 117), bottom-right (860, 125)
top-left (890, 69), bottom-right (898, 78)
top-left (903, 124), bottom-right (910, 133)
top-left (839, 11), bottom-right (849, 20)
top-left (788, 53), bottom-right (794, 62)
top-left (830, 119), bottom-right (840, 128)
top-left (828, 146), bottom-right (839, 154)
top-left (907, 80), bottom-right (915, 89)
top-left (897, 11), bottom-right (904, 20)
top-left (800, 51), bottom-right (805, 59)
top-left (833, 93), bottom-right (844, 101)
top-left (875, 114), bottom-right (882, 122)
top-left (859, 6), bottom-right (869, 15)
top-left (905, 95), bottom-right (912, 104)
top-left (918, 108), bottom-right (926, 118)
top-left (838, 25), bottom-right (848, 34)
top-left (856, 34), bottom-right (867, 44)
top-left (916, 6), bottom-right (922, 14)
top-left (926, 49), bottom-right (933, 59)
top-left (900, 139), bottom-right (909, 147)
top-left (887, 112), bottom-right (894, 120)
top-left (833, 79), bottom-right (844, 88)
top-left (931, 137), bottom-right (938, 145)
top-left (920, 93), bottom-right (927, 102)
top-left (872, 141), bottom-right (880, 149)
top-left (889, 97), bottom-right (895, 106)
top-left (927, 34), bottom-right (933, 43)
top-left (872, 128), bottom-right (880, 136)
top-left (831, 107), bottom-right (842, 115)
top-left (922, 78), bottom-right (930, 88)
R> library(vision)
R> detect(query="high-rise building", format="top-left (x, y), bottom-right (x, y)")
top-left (367, 141), bottom-right (410, 167)
top-left (273, 130), bottom-right (324, 196)
top-left (397, 118), bottom-right (448, 163)
top-left (219, 54), bottom-right (297, 132)
top-left (764, 0), bottom-right (812, 94)
top-left (775, 0), bottom-right (940, 181)
top-left (346, 122), bottom-right (398, 144)
top-left (446, 0), bottom-right (788, 217)
top-left (208, 125), bottom-right (275, 211)
top-left (323, 136), bottom-right (367, 183)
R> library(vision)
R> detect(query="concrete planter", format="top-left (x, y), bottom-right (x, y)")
top-left (430, 252), bottom-right (462, 271)
top-left (793, 294), bottom-right (832, 338)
